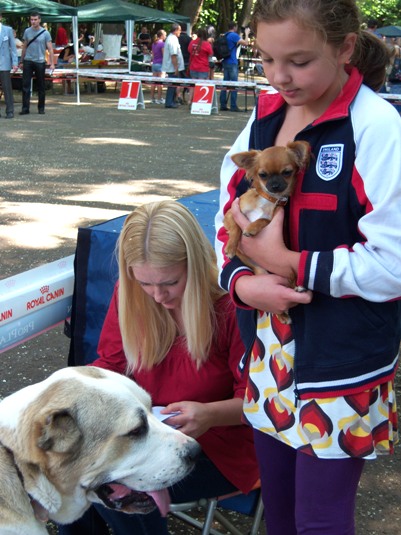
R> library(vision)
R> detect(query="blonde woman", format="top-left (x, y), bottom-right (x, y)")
top-left (67, 200), bottom-right (259, 535)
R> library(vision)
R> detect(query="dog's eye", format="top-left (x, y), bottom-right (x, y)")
top-left (125, 422), bottom-right (148, 439)
top-left (282, 169), bottom-right (294, 178)
top-left (258, 171), bottom-right (268, 179)
top-left (124, 415), bottom-right (148, 439)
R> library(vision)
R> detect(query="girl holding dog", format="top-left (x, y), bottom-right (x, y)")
top-left (59, 200), bottom-right (259, 535)
top-left (215, 0), bottom-right (401, 533)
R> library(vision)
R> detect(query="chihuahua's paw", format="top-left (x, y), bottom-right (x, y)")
top-left (224, 246), bottom-right (236, 259)
top-left (242, 229), bottom-right (256, 237)
top-left (294, 286), bottom-right (307, 293)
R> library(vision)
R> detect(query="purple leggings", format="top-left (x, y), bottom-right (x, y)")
top-left (253, 429), bottom-right (365, 535)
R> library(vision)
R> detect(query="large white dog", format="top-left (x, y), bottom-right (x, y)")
top-left (0, 366), bottom-right (201, 535)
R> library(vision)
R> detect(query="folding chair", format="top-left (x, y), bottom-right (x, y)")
top-left (169, 484), bottom-right (264, 535)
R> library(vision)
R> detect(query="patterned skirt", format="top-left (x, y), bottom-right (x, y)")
top-left (243, 312), bottom-right (399, 459)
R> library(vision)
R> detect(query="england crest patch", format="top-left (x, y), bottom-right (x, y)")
top-left (316, 144), bottom-right (344, 181)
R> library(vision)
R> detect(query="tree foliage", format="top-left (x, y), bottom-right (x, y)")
top-left (357, 0), bottom-right (401, 26)
top-left (56, 0), bottom-right (255, 33)
top-left (55, 0), bottom-right (401, 29)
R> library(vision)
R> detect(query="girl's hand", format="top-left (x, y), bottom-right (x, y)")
top-left (235, 272), bottom-right (312, 314)
top-left (231, 200), bottom-right (299, 279)
top-left (161, 401), bottom-right (211, 439)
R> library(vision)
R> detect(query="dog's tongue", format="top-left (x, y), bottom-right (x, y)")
top-left (107, 484), bottom-right (170, 517)
top-left (146, 488), bottom-right (171, 517)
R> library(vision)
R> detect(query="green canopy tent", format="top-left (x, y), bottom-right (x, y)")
top-left (0, 0), bottom-right (78, 47)
top-left (76, 0), bottom-right (189, 24)
top-left (0, 0), bottom-right (77, 16)
top-left (45, 0), bottom-right (190, 71)
top-left (0, 0), bottom-right (81, 100)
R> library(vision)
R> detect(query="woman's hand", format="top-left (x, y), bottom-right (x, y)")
top-left (231, 200), bottom-right (299, 279)
top-left (161, 401), bottom-right (214, 439)
top-left (161, 398), bottom-right (243, 439)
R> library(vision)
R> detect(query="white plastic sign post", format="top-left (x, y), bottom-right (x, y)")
top-left (191, 84), bottom-right (218, 115)
top-left (118, 80), bottom-right (145, 110)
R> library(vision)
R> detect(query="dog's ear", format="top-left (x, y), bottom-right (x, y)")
top-left (231, 150), bottom-right (261, 172)
top-left (37, 409), bottom-right (82, 453)
top-left (286, 141), bottom-right (311, 169)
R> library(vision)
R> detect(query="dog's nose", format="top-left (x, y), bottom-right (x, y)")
top-left (268, 176), bottom-right (287, 193)
top-left (182, 440), bottom-right (202, 463)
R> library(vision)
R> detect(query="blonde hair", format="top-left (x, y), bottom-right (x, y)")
top-left (154, 29), bottom-right (165, 42)
top-left (251, 0), bottom-right (391, 92)
top-left (118, 201), bottom-right (226, 371)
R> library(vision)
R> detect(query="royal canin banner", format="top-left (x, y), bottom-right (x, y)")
top-left (0, 256), bottom-right (74, 353)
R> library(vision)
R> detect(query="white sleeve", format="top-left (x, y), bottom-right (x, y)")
top-left (305, 92), bottom-right (401, 302)
top-left (215, 110), bottom-right (255, 286)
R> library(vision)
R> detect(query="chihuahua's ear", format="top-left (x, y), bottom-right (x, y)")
top-left (286, 141), bottom-right (311, 169)
top-left (231, 150), bottom-right (261, 172)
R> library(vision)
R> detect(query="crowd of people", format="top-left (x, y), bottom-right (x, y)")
top-left (2, 11), bottom-right (401, 117)
top-left (0, 13), bottom-right (265, 115)
top-left (131, 21), bottom-right (258, 111)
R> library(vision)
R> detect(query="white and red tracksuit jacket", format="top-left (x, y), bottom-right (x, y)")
top-left (215, 67), bottom-right (401, 399)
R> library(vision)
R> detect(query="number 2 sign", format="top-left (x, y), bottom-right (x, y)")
top-left (118, 80), bottom-right (145, 110)
top-left (191, 84), bottom-right (218, 115)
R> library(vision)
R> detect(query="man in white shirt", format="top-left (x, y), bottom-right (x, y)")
top-left (161, 23), bottom-right (185, 108)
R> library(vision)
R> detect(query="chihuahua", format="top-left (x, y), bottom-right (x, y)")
top-left (223, 140), bottom-right (311, 323)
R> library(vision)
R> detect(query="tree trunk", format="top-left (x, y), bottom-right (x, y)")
top-left (217, 0), bottom-right (233, 33)
top-left (238, 0), bottom-right (253, 27)
top-left (176, 0), bottom-right (204, 26)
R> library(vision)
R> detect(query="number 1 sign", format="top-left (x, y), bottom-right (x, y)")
top-left (118, 80), bottom-right (145, 110)
top-left (191, 84), bottom-right (218, 115)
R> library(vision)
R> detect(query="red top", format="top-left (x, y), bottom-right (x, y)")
top-left (55, 26), bottom-right (69, 47)
top-left (188, 38), bottom-right (214, 73)
top-left (94, 286), bottom-right (259, 494)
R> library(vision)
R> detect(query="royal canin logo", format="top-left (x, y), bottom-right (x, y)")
top-left (26, 286), bottom-right (65, 311)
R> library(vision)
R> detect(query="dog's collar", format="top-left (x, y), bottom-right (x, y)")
top-left (258, 190), bottom-right (289, 206)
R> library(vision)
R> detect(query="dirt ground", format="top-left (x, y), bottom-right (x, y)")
top-left (1, 81), bottom-right (400, 535)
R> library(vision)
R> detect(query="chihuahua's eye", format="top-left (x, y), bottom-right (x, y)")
top-left (282, 169), bottom-right (294, 178)
top-left (258, 171), bottom-right (268, 180)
